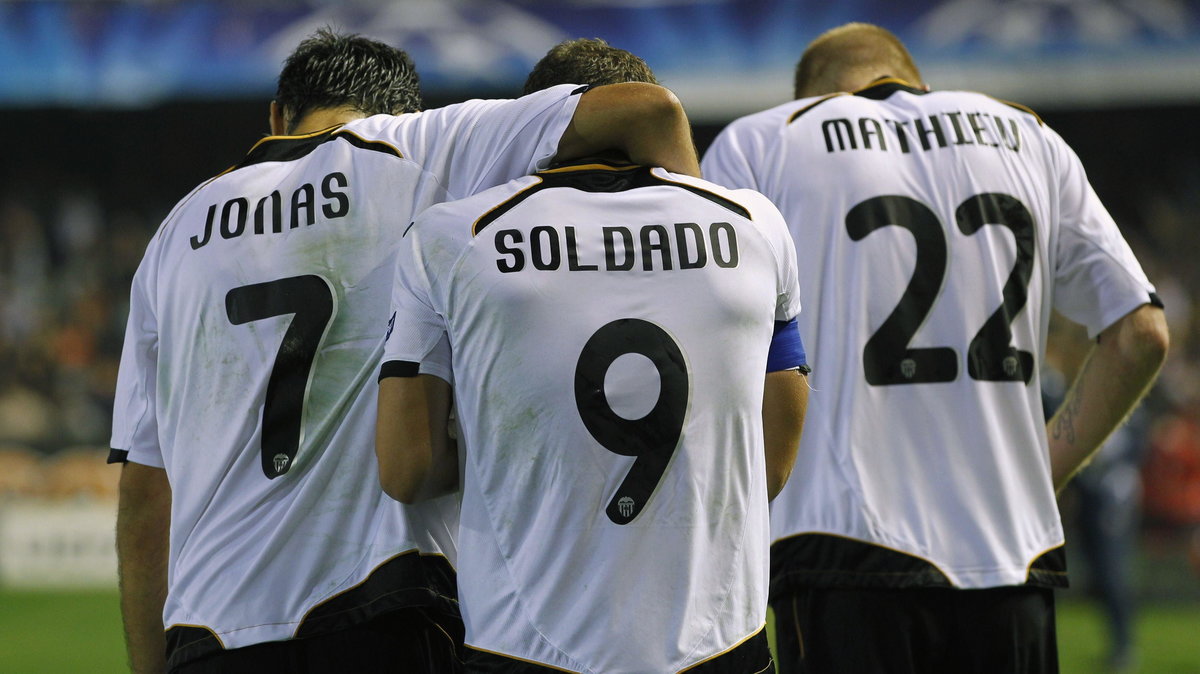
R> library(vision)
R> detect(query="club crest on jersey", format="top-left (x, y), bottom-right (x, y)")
top-left (617, 496), bottom-right (636, 518)
top-left (273, 453), bottom-right (291, 474)
top-left (1003, 355), bottom-right (1019, 377)
top-left (900, 358), bottom-right (917, 379)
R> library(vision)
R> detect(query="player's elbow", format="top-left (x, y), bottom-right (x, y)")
top-left (378, 469), bottom-right (423, 505)
top-left (375, 442), bottom-right (430, 505)
top-left (765, 462), bottom-right (794, 502)
top-left (1105, 304), bottom-right (1169, 377)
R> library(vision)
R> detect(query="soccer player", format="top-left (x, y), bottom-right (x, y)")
top-left (702, 22), bottom-right (1169, 674)
top-left (110, 28), bottom-right (700, 674)
top-left (374, 43), bottom-right (810, 673)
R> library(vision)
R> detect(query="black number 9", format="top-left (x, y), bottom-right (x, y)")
top-left (574, 319), bottom-right (689, 525)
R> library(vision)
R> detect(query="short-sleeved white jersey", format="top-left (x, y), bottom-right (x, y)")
top-left (109, 85), bottom-right (584, 661)
top-left (382, 162), bottom-right (801, 672)
top-left (703, 79), bottom-right (1156, 590)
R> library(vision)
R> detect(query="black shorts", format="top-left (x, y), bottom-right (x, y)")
top-left (772, 585), bottom-right (1057, 674)
top-left (170, 608), bottom-right (463, 674)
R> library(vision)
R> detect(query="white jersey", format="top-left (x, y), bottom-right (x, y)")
top-left (703, 79), bottom-right (1157, 590)
top-left (382, 162), bottom-right (802, 672)
top-left (109, 85), bottom-right (584, 662)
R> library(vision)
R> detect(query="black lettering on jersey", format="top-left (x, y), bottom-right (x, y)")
top-left (968, 113), bottom-right (998, 147)
top-left (675, 223), bottom-right (707, 269)
top-left (710, 222), bottom-right (739, 268)
top-left (191, 204), bottom-right (216, 250)
top-left (191, 173), bottom-right (354, 250)
top-left (945, 112), bottom-right (974, 146)
top-left (887, 120), bottom-right (912, 153)
top-left (820, 112), bottom-right (1021, 156)
top-left (321, 172), bottom-right (350, 219)
top-left (994, 115), bottom-right (1021, 151)
top-left (255, 191), bottom-right (283, 234)
top-left (914, 116), bottom-right (948, 151)
top-left (860, 118), bottom-right (887, 151)
top-left (292, 184), bottom-right (315, 228)
top-left (496, 222), bottom-right (739, 273)
top-left (220, 198), bottom-right (248, 239)
top-left (495, 229), bottom-right (524, 273)
top-left (822, 118), bottom-right (857, 152)
top-left (530, 226), bottom-right (561, 271)
top-left (604, 226), bottom-right (635, 271)
top-left (566, 227), bottom-right (598, 271)
top-left (639, 224), bottom-right (672, 271)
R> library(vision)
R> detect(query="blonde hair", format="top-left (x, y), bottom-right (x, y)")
top-left (794, 23), bottom-right (922, 98)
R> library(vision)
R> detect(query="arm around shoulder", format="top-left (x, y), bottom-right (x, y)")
top-left (1048, 303), bottom-right (1168, 491)
top-left (557, 83), bottom-right (700, 177)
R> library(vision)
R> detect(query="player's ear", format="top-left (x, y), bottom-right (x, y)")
top-left (269, 101), bottom-right (286, 136)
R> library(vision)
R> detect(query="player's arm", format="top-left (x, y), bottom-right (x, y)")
top-left (1047, 303), bottom-right (1168, 492)
top-left (764, 368), bottom-right (808, 500)
top-left (762, 318), bottom-right (810, 500)
top-left (557, 82), bottom-right (700, 177)
top-left (376, 373), bottom-right (458, 504)
top-left (116, 462), bottom-right (171, 674)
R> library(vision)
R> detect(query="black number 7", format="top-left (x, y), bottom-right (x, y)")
top-left (226, 275), bottom-right (336, 478)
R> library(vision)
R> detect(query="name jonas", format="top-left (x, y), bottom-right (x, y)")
top-left (494, 222), bottom-right (740, 273)
top-left (190, 172), bottom-right (350, 250)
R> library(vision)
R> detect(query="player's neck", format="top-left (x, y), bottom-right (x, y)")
top-left (285, 106), bottom-right (367, 136)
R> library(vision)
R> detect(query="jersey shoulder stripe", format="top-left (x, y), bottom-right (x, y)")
top-left (216, 125), bottom-right (406, 177)
top-left (787, 93), bottom-right (847, 124)
top-left (472, 163), bottom-right (752, 235)
top-left (985, 95), bottom-right (1045, 126)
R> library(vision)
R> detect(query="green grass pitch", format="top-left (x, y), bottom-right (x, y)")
top-left (1, 590), bottom-right (1197, 672)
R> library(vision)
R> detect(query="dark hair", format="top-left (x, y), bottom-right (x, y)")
top-left (275, 28), bottom-right (422, 133)
top-left (523, 38), bottom-right (657, 95)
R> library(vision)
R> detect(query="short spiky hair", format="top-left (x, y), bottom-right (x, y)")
top-left (275, 28), bottom-right (422, 133)
top-left (523, 38), bottom-right (657, 95)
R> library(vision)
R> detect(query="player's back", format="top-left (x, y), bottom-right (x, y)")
top-left (133, 123), bottom-right (459, 649)
top-left (109, 85), bottom-right (583, 655)
top-left (400, 162), bottom-right (799, 671)
top-left (703, 79), bottom-right (1155, 589)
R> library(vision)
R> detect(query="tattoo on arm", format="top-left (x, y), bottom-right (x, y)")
top-left (1052, 375), bottom-right (1083, 444)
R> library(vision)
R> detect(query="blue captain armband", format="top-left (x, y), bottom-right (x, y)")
top-left (767, 318), bottom-right (810, 374)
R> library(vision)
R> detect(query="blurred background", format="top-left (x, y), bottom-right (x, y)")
top-left (0, 0), bottom-right (1197, 671)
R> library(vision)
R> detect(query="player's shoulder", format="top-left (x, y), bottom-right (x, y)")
top-left (414, 173), bottom-right (543, 232)
top-left (721, 98), bottom-right (826, 136)
top-left (655, 169), bottom-right (784, 224)
top-left (926, 88), bottom-right (1045, 125)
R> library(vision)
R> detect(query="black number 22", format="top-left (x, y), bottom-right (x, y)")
top-left (574, 319), bottom-right (689, 525)
top-left (226, 275), bottom-right (336, 478)
top-left (846, 193), bottom-right (1035, 386)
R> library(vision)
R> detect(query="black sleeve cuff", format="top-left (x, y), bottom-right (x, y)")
top-left (107, 448), bottom-right (129, 464)
top-left (379, 360), bottom-right (420, 382)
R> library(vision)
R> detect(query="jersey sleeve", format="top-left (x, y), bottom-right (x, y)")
top-left (398, 84), bottom-right (585, 200)
top-left (1049, 129), bottom-right (1157, 338)
top-left (109, 251), bottom-right (164, 468)
top-left (380, 224), bottom-right (452, 383)
top-left (701, 121), bottom-right (763, 191)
